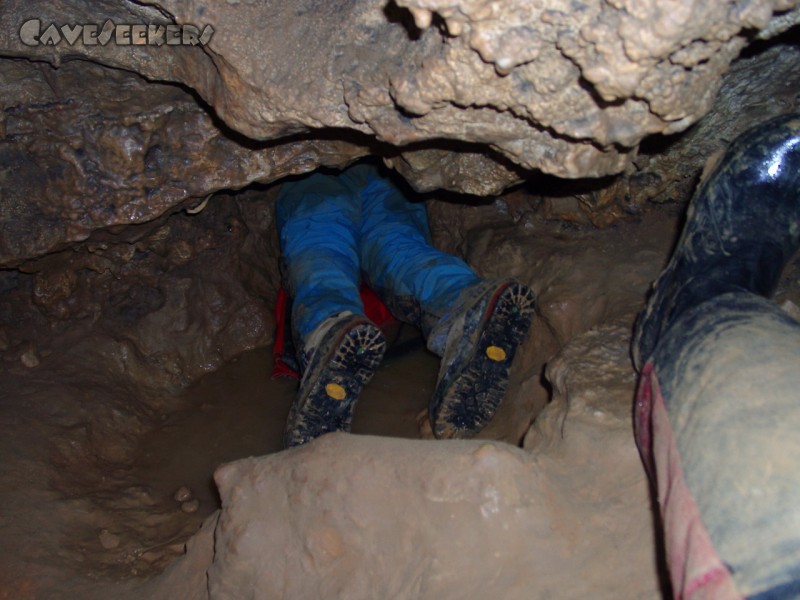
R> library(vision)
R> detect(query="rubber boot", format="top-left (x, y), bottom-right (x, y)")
top-left (276, 165), bottom-right (386, 447)
top-left (633, 113), bottom-right (800, 369)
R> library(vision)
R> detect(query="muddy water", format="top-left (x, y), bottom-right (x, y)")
top-left (131, 328), bottom-right (439, 531)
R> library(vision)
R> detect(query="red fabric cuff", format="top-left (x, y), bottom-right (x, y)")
top-left (271, 285), bottom-right (396, 379)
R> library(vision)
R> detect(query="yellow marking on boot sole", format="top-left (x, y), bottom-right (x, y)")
top-left (486, 346), bottom-right (506, 361)
top-left (325, 383), bottom-right (347, 400)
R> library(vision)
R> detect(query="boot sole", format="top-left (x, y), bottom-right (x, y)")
top-left (284, 319), bottom-right (386, 447)
top-left (431, 282), bottom-right (536, 439)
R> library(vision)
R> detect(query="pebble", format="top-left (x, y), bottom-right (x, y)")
top-left (167, 542), bottom-right (186, 554)
top-left (99, 529), bottom-right (120, 550)
top-left (181, 499), bottom-right (200, 514)
top-left (173, 485), bottom-right (193, 502)
top-left (20, 348), bottom-right (40, 368)
top-left (781, 299), bottom-right (800, 322)
top-left (140, 551), bottom-right (161, 563)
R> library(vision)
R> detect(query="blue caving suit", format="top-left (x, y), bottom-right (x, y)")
top-left (276, 162), bottom-right (479, 355)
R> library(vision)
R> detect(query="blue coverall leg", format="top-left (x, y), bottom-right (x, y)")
top-left (357, 166), bottom-right (481, 351)
top-left (276, 166), bottom-right (388, 447)
top-left (276, 167), bottom-right (367, 352)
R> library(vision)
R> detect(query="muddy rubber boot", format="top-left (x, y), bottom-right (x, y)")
top-left (430, 279), bottom-right (536, 439)
top-left (633, 113), bottom-right (800, 369)
top-left (284, 313), bottom-right (386, 448)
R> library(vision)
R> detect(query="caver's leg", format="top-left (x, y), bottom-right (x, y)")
top-left (633, 114), bottom-right (800, 598)
top-left (358, 167), bottom-right (536, 439)
top-left (276, 166), bottom-right (386, 447)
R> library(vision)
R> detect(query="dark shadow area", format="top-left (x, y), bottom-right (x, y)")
top-left (382, 0), bottom-right (422, 41)
top-left (520, 170), bottom-right (618, 199)
top-left (740, 21), bottom-right (800, 58)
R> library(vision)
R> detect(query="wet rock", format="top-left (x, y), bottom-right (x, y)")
top-left (630, 40), bottom-right (800, 206)
top-left (0, 0), bottom-right (797, 223)
top-left (0, 59), bottom-right (368, 266)
top-left (20, 347), bottom-right (39, 368)
top-left (525, 324), bottom-right (640, 452)
top-left (123, 486), bottom-right (158, 508)
top-left (99, 530), bottom-right (121, 550)
top-left (2, 188), bottom-right (279, 395)
top-left (139, 551), bottom-right (162, 564)
top-left (0, 9), bottom-right (796, 272)
top-left (172, 486), bottom-right (193, 503)
top-left (0, 4), bottom-right (799, 598)
top-left (205, 430), bottom-right (658, 599)
top-left (781, 300), bottom-right (800, 322)
top-left (422, 37), bottom-right (800, 232)
top-left (118, 512), bottom-right (218, 600)
top-left (385, 148), bottom-right (525, 195)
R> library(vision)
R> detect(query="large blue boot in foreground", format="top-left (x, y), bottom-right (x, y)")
top-left (634, 113), bottom-right (800, 368)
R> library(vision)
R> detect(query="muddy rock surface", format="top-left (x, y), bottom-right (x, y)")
top-left (139, 322), bottom-right (669, 600)
top-left (425, 38), bottom-right (800, 230)
top-left (0, 59), bottom-right (369, 265)
top-left (0, 202), bottom-right (668, 598)
top-left (1, 187), bottom-right (280, 395)
top-left (206, 419), bottom-right (658, 600)
top-left (2, 202), bottom-right (800, 599)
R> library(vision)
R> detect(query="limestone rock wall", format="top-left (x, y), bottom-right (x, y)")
top-left (3, 35), bottom-right (799, 399)
top-left (0, 1), bottom-right (797, 269)
top-left (0, 59), bottom-right (368, 266)
top-left (2, 0), bottom-right (798, 200)
top-left (1, 187), bottom-right (280, 394)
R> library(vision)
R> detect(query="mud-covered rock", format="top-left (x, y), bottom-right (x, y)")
top-left (423, 37), bottom-right (800, 232)
top-left (205, 429), bottom-right (658, 599)
top-left (1, 2), bottom-right (800, 597)
top-left (631, 40), bottom-right (800, 205)
top-left (385, 148), bottom-right (526, 195)
top-left (2, 187), bottom-right (280, 394)
top-left (0, 59), bottom-right (369, 266)
top-left (525, 324), bottom-right (640, 452)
